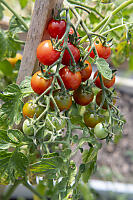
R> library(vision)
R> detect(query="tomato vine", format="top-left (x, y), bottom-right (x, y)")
top-left (0, 0), bottom-right (132, 199)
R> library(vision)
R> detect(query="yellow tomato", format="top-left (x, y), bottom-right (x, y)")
top-left (7, 53), bottom-right (22, 67)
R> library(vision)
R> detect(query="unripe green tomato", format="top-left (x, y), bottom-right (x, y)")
top-left (94, 123), bottom-right (108, 139)
top-left (46, 114), bottom-right (66, 131)
top-left (23, 119), bottom-right (34, 136)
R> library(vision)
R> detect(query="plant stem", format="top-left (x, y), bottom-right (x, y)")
top-left (2, 180), bottom-right (21, 200)
top-left (0, 0), bottom-right (28, 31)
top-left (23, 181), bottom-right (44, 200)
top-left (102, 22), bottom-right (133, 35)
top-left (67, 0), bottom-right (104, 18)
top-left (80, 0), bottom-right (133, 43)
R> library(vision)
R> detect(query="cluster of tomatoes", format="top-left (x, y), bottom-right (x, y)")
top-left (22, 18), bottom-right (115, 139)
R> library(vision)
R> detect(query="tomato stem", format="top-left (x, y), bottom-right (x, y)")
top-left (0, 0), bottom-right (29, 31)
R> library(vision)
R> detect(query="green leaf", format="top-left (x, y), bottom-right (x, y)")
top-left (0, 60), bottom-right (13, 76)
top-left (7, 151), bottom-right (29, 182)
top-left (0, 150), bottom-right (28, 183)
top-left (0, 30), bottom-right (21, 61)
top-left (0, 84), bottom-right (23, 127)
top-left (82, 162), bottom-right (96, 183)
top-left (0, 3), bottom-right (4, 20)
top-left (18, 0), bottom-right (28, 9)
top-left (0, 130), bottom-right (11, 149)
top-left (82, 145), bottom-right (101, 164)
top-left (0, 30), bottom-right (7, 59)
top-left (20, 76), bottom-right (33, 95)
top-left (95, 58), bottom-right (112, 80)
top-left (9, 15), bottom-right (30, 36)
top-left (55, 178), bottom-right (68, 192)
top-left (30, 156), bottom-right (63, 178)
top-left (7, 129), bottom-right (24, 144)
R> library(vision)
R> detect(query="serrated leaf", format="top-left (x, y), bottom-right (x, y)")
top-left (0, 130), bottom-right (11, 149)
top-left (0, 60), bottom-right (13, 76)
top-left (82, 162), bottom-right (96, 183)
top-left (0, 150), bottom-right (28, 183)
top-left (0, 30), bottom-right (21, 61)
top-left (7, 129), bottom-right (24, 144)
top-left (9, 15), bottom-right (30, 36)
top-left (95, 58), bottom-right (112, 80)
top-left (55, 178), bottom-right (68, 192)
top-left (7, 151), bottom-right (29, 182)
top-left (0, 84), bottom-right (23, 127)
top-left (18, 0), bottom-right (28, 9)
top-left (82, 146), bottom-right (100, 164)
top-left (20, 76), bottom-right (34, 95)
top-left (30, 156), bottom-right (63, 178)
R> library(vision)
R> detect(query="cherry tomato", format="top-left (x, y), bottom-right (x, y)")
top-left (69, 27), bottom-right (80, 37)
top-left (31, 70), bottom-right (52, 95)
top-left (88, 41), bottom-right (111, 59)
top-left (94, 123), bottom-right (108, 139)
top-left (23, 100), bottom-right (43, 118)
top-left (59, 66), bottom-right (81, 90)
top-left (93, 71), bottom-right (115, 89)
top-left (80, 60), bottom-right (92, 82)
top-left (7, 53), bottom-right (22, 67)
top-left (51, 90), bottom-right (72, 111)
top-left (96, 90), bottom-right (116, 109)
top-left (23, 119), bottom-right (34, 136)
top-left (37, 40), bottom-right (60, 66)
top-left (62, 42), bottom-right (80, 66)
top-left (73, 86), bottom-right (94, 106)
top-left (83, 112), bottom-right (102, 128)
top-left (48, 19), bottom-right (66, 39)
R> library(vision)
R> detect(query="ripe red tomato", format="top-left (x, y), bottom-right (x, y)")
top-left (51, 90), bottom-right (72, 111)
top-left (73, 86), bottom-right (94, 106)
top-left (88, 41), bottom-right (111, 59)
top-left (37, 40), bottom-right (60, 66)
top-left (93, 71), bottom-right (115, 89)
top-left (96, 90), bottom-right (116, 109)
top-left (69, 27), bottom-right (80, 37)
top-left (47, 19), bottom-right (66, 39)
top-left (80, 60), bottom-right (92, 82)
top-left (23, 100), bottom-right (43, 118)
top-left (31, 70), bottom-right (52, 95)
top-left (83, 112), bottom-right (103, 128)
top-left (59, 66), bottom-right (81, 90)
top-left (62, 42), bottom-right (80, 66)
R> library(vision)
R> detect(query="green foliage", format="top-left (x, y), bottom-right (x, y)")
top-left (0, 3), bottom-right (4, 20)
top-left (95, 58), bottom-right (112, 80)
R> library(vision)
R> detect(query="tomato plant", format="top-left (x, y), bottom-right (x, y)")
top-left (7, 53), bottom-right (22, 67)
top-left (73, 85), bottom-right (94, 106)
top-left (59, 66), bottom-right (81, 90)
top-left (31, 70), bottom-right (53, 95)
top-left (47, 19), bottom-right (66, 39)
top-left (0, 0), bottom-right (132, 199)
top-left (37, 40), bottom-right (60, 66)
top-left (93, 70), bottom-right (115, 88)
top-left (23, 100), bottom-right (43, 118)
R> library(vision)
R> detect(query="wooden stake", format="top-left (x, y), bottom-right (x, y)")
top-left (17, 0), bottom-right (63, 85)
